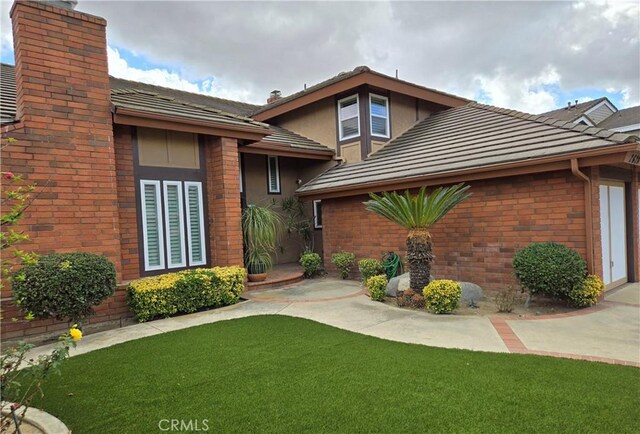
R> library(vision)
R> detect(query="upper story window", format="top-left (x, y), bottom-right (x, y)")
top-left (338, 94), bottom-right (360, 140)
top-left (370, 94), bottom-right (390, 138)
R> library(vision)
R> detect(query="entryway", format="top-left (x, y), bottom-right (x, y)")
top-left (599, 181), bottom-right (628, 289)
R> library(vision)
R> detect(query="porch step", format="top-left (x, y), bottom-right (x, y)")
top-left (245, 267), bottom-right (305, 291)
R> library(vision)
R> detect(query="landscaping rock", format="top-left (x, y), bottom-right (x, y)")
top-left (458, 282), bottom-right (483, 304)
top-left (386, 272), bottom-right (435, 296)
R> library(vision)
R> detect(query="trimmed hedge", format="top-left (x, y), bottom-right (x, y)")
top-left (366, 275), bottom-right (388, 302)
top-left (358, 258), bottom-right (385, 283)
top-left (299, 252), bottom-right (322, 278)
top-left (331, 251), bottom-right (355, 279)
top-left (13, 252), bottom-right (116, 323)
top-left (569, 274), bottom-right (603, 308)
top-left (127, 267), bottom-right (246, 322)
top-left (423, 279), bottom-right (461, 314)
top-left (513, 242), bottom-right (587, 299)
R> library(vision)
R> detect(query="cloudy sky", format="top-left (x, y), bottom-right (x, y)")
top-left (1, 1), bottom-right (639, 113)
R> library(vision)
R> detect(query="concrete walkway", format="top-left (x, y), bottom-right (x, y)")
top-left (25, 279), bottom-right (640, 367)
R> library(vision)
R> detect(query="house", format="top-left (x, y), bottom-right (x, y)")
top-left (1, 1), bottom-right (638, 341)
top-left (543, 97), bottom-right (640, 135)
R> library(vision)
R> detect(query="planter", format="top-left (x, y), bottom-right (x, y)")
top-left (1, 402), bottom-right (70, 434)
top-left (248, 273), bottom-right (267, 282)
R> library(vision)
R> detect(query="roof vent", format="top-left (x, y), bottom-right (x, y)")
top-left (267, 90), bottom-right (282, 104)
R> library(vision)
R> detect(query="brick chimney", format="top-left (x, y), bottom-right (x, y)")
top-left (6, 1), bottom-right (121, 266)
top-left (267, 89), bottom-right (282, 104)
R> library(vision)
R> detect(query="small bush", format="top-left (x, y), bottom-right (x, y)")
top-left (423, 279), bottom-right (461, 314)
top-left (299, 252), bottom-right (322, 278)
top-left (13, 253), bottom-right (116, 323)
top-left (513, 242), bottom-right (586, 299)
top-left (358, 258), bottom-right (385, 283)
top-left (494, 286), bottom-right (519, 313)
top-left (569, 274), bottom-right (603, 308)
top-left (127, 267), bottom-right (246, 322)
top-left (331, 251), bottom-right (355, 279)
top-left (365, 275), bottom-right (388, 301)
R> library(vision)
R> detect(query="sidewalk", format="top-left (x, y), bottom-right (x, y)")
top-left (25, 279), bottom-right (640, 366)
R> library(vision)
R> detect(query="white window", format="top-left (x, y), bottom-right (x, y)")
top-left (140, 180), bottom-right (165, 271)
top-left (338, 94), bottom-right (360, 140)
top-left (370, 94), bottom-right (390, 138)
top-left (185, 182), bottom-right (206, 266)
top-left (163, 181), bottom-right (186, 269)
top-left (140, 180), bottom-right (206, 271)
top-left (313, 200), bottom-right (322, 229)
top-left (267, 155), bottom-right (280, 194)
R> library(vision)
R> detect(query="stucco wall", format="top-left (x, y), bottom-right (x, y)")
top-left (275, 97), bottom-right (338, 150)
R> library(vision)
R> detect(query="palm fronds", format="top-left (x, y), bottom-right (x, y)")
top-left (363, 184), bottom-right (472, 229)
top-left (242, 204), bottom-right (283, 269)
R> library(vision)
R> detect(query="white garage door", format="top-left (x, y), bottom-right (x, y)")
top-left (599, 182), bottom-right (627, 289)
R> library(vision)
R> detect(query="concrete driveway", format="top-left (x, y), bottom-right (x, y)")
top-left (25, 279), bottom-right (640, 366)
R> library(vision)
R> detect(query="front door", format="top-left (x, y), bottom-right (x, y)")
top-left (599, 181), bottom-right (627, 289)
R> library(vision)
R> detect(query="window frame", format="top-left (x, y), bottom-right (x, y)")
top-left (163, 180), bottom-right (187, 269)
top-left (337, 94), bottom-right (360, 140)
top-left (369, 93), bottom-right (390, 138)
top-left (267, 155), bottom-right (281, 194)
top-left (140, 179), bottom-right (166, 272)
top-left (184, 181), bottom-right (207, 267)
top-left (313, 199), bottom-right (323, 229)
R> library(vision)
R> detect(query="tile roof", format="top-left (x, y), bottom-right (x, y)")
top-left (109, 76), bottom-right (259, 116)
top-left (251, 65), bottom-right (471, 116)
top-left (540, 97), bottom-right (607, 122)
top-left (261, 125), bottom-right (333, 153)
top-left (298, 102), bottom-right (639, 195)
top-left (110, 88), bottom-right (269, 131)
top-left (597, 106), bottom-right (640, 130)
top-left (0, 64), bottom-right (17, 124)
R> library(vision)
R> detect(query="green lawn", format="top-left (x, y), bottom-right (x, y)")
top-left (20, 315), bottom-right (640, 433)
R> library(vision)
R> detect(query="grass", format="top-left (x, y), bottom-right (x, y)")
top-left (18, 315), bottom-right (640, 433)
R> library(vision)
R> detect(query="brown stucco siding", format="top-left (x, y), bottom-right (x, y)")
top-left (275, 97), bottom-right (338, 151)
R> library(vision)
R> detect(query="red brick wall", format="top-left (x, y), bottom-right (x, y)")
top-left (322, 170), bottom-right (592, 290)
top-left (1, 1), bottom-right (124, 342)
top-left (206, 136), bottom-right (244, 266)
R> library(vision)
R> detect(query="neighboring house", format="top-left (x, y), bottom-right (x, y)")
top-left (1, 1), bottom-right (638, 341)
top-left (543, 97), bottom-right (640, 135)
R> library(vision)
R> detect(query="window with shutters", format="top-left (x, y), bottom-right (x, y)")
top-left (338, 94), bottom-right (360, 140)
top-left (369, 94), bottom-right (389, 138)
top-left (140, 180), bottom-right (206, 272)
top-left (267, 155), bottom-right (281, 194)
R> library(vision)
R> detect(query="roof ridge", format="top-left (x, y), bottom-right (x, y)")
top-left (468, 102), bottom-right (638, 144)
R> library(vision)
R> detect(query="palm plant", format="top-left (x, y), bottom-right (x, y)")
top-left (364, 184), bottom-right (471, 292)
top-left (242, 204), bottom-right (283, 275)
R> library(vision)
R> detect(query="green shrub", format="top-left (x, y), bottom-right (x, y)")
top-left (299, 252), bottom-right (322, 278)
top-left (13, 253), bottom-right (116, 323)
top-left (331, 251), bottom-right (355, 279)
top-left (569, 274), bottom-right (603, 308)
top-left (512, 242), bottom-right (587, 299)
top-left (358, 258), bottom-right (385, 283)
top-left (494, 286), bottom-right (519, 313)
top-left (127, 267), bottom-right (246, 322)
top-left (366, 275), bottom-right (388, 302)
top-left (423, 279), bottom-right (461, 314)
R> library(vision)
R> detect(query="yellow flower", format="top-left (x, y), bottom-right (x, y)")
top-left (69, 327), bottom-right (83, 341)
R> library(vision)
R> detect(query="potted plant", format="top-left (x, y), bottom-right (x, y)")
top-left (242, 204), bottom-right (282, 282)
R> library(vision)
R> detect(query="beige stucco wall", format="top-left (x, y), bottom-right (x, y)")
top-left (276, 97), bottom-right (337, 150)
top-left (390, 92), bottom-right (419, 140)
top-left (243, 153), bottom-right (336, 264)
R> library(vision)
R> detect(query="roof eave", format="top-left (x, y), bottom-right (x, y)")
top-left (239, 141), bottom-right (335, 160)
top-left (112, 106), bottom-right (270, 141)
top-left (253, 71), bottom-right (470, 122)
top-left (297, 142), bottom-right (640, 200)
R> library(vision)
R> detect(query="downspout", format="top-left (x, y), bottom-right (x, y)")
top-left (571, 159), bottom-right (594, 274)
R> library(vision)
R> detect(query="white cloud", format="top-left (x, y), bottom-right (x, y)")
top-left (473, 66), bottom-right (561, 113)
top-left (107, 46), bottom-right (253, 102)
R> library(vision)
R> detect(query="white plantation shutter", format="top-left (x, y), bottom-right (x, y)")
top-left (163, 181), bottom-right (186, 268)
top-left (267, 156), bottom-right (280, 193)
top-left (185, 182), bottom-right (206, 266)
top-left (140, 180), bottom-right (165, 271)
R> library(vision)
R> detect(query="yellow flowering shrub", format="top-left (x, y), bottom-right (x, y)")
top-left (423, 279), bottom-right (461, 314)
top-left (569, 274), bottom-right (603, 308)
top-left (127, 267), bottom-right (246, 322)
top-left (365, 275), bottom-right (388, 302)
